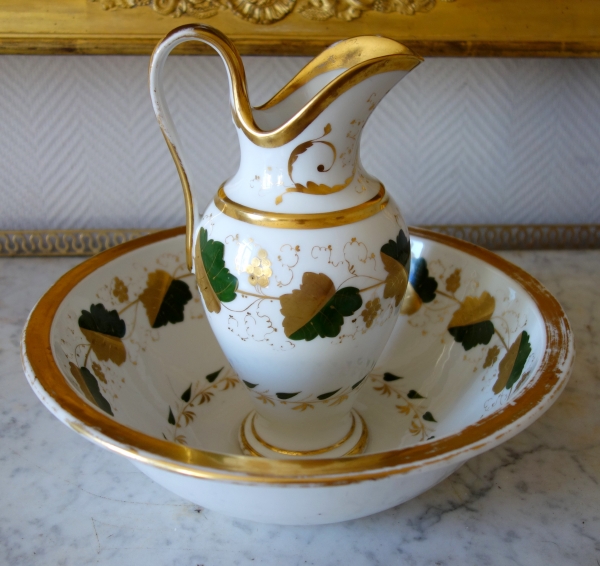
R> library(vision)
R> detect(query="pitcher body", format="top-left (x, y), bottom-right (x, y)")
top-left (150, 24), bottom-right (421, 457)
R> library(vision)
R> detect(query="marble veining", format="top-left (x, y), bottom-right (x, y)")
top-left (1, 251), bottom-right (599, 565)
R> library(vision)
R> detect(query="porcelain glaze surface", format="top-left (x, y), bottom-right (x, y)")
top-left (21, 228), bottom-right (574, 524)
top-left (149, 26), bottom-right (425, 456)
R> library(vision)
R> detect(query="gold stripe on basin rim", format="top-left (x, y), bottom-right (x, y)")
top-left (242, 411), bottom-right (366, 457)
top-left (22, 226), bottom-right (573, 486)
top-left (214, 184), bottom-right (389, 229)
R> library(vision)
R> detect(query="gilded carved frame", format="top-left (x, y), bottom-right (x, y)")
top-left (1, 2), bottom-right (598, 253)
top-left (0, 0), bottom-right (599, 56)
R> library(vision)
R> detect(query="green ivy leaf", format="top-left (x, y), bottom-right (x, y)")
top-left (78, 304), bottom-right (127, 365)
top-left (383, 372), bottom-right (403, 382)
top-left (195, 228), bottom-right (238, 313)
top-left (77, 366), bottom-right (113, 416)
top-left (407, 390), bottom-right (425, 399)
top-left (352, 376), bottom-right (367, 389)
top-left (317, 388), bottom-right (341, 401)
top-left (181, 384), bottom-right (192, 402)
top-left (409, 258), bottom-right (437, 303)
top-left (381, 229), bottom-right (411, 272)
top-left (243, 380), bottom-right (258, 389)
top-left (493, 331), bottom-right (532, 393)
top-left (168, 407), bottom-right (176, 425)
top-left (206, 368), bottom-right (223, 383)
top-left (69, 363), bottom-right (113, 416)
top-left (79, 303), bottom-right (126, 338)
top-left (423, 412), bottom-right (437, 422)
top-left (287, 286), bottom-right (363, 341)
top-left (448, 320), bottom-right (495, 351)
top-left (401, 257), bottom-right (439, 316)
top-left (139, 270), bottom-right (192, 329)
top-left (276, 392), bottom-right (301, 400)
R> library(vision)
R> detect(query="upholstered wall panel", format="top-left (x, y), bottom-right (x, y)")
top-left (0, 55), bottom-right (598, 230)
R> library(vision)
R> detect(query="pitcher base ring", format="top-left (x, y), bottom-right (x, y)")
top-left (239, 410), bottom-right (368, 459)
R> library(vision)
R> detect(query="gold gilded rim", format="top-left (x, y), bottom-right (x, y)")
top-left (22, 226), bottom-right (574, 485)
top-left (153, 26), bottom-right (421, 150)
top-left (214, 184), bottom-right (389, 229)
top-left (345, 413), bottom-right (369, 456)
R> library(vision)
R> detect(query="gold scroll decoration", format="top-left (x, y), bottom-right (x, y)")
top-left (91, 0), bottom-right (454, 25)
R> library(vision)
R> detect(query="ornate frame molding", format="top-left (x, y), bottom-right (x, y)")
top-left (1, 225), bottom-right (598, 257)
top-left (0, 1), bottom-right (598, 56)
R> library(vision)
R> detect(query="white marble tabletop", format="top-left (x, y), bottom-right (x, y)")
top-left (1, 250), bottom-right (599, 565)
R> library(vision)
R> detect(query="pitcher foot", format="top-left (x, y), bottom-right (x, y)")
top-left (239, 410), bottom-right (368, 459)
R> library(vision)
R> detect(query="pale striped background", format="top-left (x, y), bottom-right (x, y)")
top-left (0, 55), bottom-right (599, 230)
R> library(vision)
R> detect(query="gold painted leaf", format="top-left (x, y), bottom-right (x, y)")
top-left (400, 282), bottom-right (422, 315)
top-left (78, 304), bottom-right (126, 365)
top-left (396, 404), bottom-right (411, 415)
top-left (327, 394), bottom-right (348, 407)
top-left (292, 402), bottom-right (315, 411)
top-left (448, 292), bottom-right (495, 329)
top-left (69, 362), bottom-right (113, 416)
top-left (195, 228), bottom-right (239, 314)
top-left (484, 345), bottom-right (500, 368)
top-left (445, 269), bottom-right (461, 293)
top-left (139, 270), bottom-right (172, 326)
top-left (112, 277), bottom-right (129, 303)
top-left (69, 362), bottom-right (96, 406)
top-left (275, 174), bottom-right (354, 205)
top-left (91, 361), bottom-right (106, 383)
top-left (493, 331), bottom-right (532, 394)
top-left (279, 272), bottom-right (336, 337)
top-left (381, 252), bottom-right (408, 307)
top-left (80, 328), bottom-right (126, 366)
top-left (195, 233), bottom-right (220, 314)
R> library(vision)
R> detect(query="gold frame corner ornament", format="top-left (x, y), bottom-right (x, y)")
top-left (1, 0), bottom-right (599, 56)
top-left (90, 0), bottom-right (455, 25)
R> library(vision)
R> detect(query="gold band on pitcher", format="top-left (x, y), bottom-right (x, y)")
top-left (240, 411), bottom-right (369, 457)
top-left (214, 184), bottom-right (389, 229)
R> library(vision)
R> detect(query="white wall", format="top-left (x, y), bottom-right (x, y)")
top-left (0, 55), bottom-right (599, 230)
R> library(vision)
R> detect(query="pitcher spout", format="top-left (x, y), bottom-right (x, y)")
top-left (241, 36), bottom-right (422, 148)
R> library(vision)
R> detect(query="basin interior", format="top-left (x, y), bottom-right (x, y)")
top-left (50, 234), bottom-right (546, 456)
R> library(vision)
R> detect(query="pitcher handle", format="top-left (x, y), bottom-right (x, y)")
top-left (149, 24), bottom-right (248, 271)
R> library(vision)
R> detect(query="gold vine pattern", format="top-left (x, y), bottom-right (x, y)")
top-left (164, 367), bottom-right (438, 443)
top-left (241, 375), bottom-right (367, 411)
top-left (196, 226), bottom-right (410, 342)
top-left (166, 367), bottom-right (239, 444)
top-left (403, 257), bottom-right (534, 399)
top-left (66, 256), bottom-right (197, 417)
top-left (370, 373), bottom-right (436, 441)
top-left (91, 0), bottom-right (453, 24)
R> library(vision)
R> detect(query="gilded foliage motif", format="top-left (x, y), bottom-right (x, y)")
top-left (279, 272), bottom-right (362, 340)
top-left (400, 256), bottom-right (533, 398)
top-left (195, 227), bottom-right (238, 313)
top-left (67, 258), bottom-right (195, 417)
top-left (276, 124), bottom-right (353, 205)
top-left (202, 226), bottom-right (410, 344)
top-left (166, 367), bottom-right (239, 444)
top-left (91, 0), bottom-right (451, 25)
top-left (370, 373), bottom-right (436, 441)
top-left (241, 373), bottom-right (368, 411)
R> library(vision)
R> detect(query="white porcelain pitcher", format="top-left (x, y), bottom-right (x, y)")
top-left (149, 24), bottom-right (421, 458)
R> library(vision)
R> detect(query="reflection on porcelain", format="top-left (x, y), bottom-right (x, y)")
top-left (22, 228), bottom-right (574, 525)
top-left (149, 24), bottom-right (422, 456)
